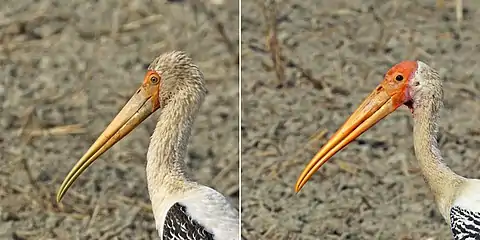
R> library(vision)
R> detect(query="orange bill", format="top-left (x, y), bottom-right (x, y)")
top-left (294, 61), bottom-right (418, 192)
top-left (56, 70), bottom-right (162, 202)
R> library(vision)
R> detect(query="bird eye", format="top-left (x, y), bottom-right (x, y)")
top-left (150, 75), bottom-right (160, 84)
top-left (395, 75), bottom-right (404, 81)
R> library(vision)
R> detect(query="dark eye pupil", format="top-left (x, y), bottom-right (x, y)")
top-left (151, 76), bottom-right (158, 83)
top-left (395, 75), bottom-right (404, 81)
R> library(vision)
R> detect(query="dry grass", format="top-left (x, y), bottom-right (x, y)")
top-left (242, 0), bottom-right (480, 239)
top-left (0, 0), bottom-right (238, 239)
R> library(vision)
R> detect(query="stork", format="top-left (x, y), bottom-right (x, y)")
top-left (295, 61), bottom-right (480, 239)
top-left (56, 51), bottom-right (239, 240)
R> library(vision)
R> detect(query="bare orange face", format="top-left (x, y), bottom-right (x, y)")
top-left (141, 70), bottom-right (162, 111)
top-left (295, 61), bottom-right (418, 192)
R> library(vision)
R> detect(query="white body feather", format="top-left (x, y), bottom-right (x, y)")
top-left (453, 179), bottom-right (480, 213)
top-left (151, 185), bottom-right (239, 240)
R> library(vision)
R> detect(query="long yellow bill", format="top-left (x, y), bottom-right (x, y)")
top-left (57, 70), bottom-right (162, 202)
top-left (294, 60), bottom-right (416, 192)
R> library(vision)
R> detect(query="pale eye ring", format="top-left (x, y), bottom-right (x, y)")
top-left (150, 76), bottom-right (160, 84)
top-left (395, 75), bottom-right (404, 81)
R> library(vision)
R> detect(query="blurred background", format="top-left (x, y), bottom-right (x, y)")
top-left (0, 0), bottom-right (238, 239)
top-left (241, 0), bottom-right (480, 239)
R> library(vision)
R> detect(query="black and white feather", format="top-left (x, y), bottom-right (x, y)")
top-left (152, 186), bottom-right (239, 240)
top-left (450, 206), bottom-right (480, 240)
top-left (163, 203), bottom-right (215, 240)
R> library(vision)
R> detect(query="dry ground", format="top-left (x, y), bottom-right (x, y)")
top-left (0, 0), bottom-right (238, 239)
top-left (241, 0), bottom-right (480, 239)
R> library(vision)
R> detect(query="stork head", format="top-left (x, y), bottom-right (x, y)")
top-left (56, 51), bottom-right (206, 202)
top-left (295, 60), bottom-right (442, 192)
top-left (146, 51), bottom-right (206, 110)
top-left (365, 61), bottom-right (441, 114)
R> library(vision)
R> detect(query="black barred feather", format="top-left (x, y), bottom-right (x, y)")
top-left (163, 203), bottom-right (215, 240)
top-left (450, 206), bottom-right (480, 240)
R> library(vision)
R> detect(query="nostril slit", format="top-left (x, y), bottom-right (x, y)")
top-left (376, 86), bottom-right (383, 91)
top-left (136, 89), bottom-right (141, 94)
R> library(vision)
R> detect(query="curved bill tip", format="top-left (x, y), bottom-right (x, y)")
top-left (295, 87), bottom-right (398, 192)
top-left (56, 133), bottom-right (117, 203)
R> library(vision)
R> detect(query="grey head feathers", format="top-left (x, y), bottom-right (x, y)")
top-left (411, 61), bottom-right (443, 116)
top-left (148, 51), bottom-right (207, 108)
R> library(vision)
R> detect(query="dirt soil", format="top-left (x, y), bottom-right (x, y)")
top-left (241, 0), bottom-right (480, 239)
top-left (0, 1), bottom-right (238, 239)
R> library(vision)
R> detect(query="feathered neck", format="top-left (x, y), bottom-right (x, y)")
top-left (146, 87), bottom-right (204, 197)
top-left (412, 82), bottom-right (464, 219)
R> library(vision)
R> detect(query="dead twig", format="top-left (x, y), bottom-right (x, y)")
top-left (263, 0), bottom-right (285, 85)
top-left (18, 106), bottom-right (35, 141)
top-left (287, 59), bottom-right (326, 90)
top-left (456, 0), bottom-right (463, 24)
top-left (85, 197), bottom-right (101, 231)
top-left (0, 12), bottom-right (70, 29)
top-left (0, 36), bottom-right (59, 52)
top-left (191, 1), bottom-right (238, 64)
top-left (28, 124), bottom-right (86, 137)
top-left (120, 15), bottom-right (164, 32)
